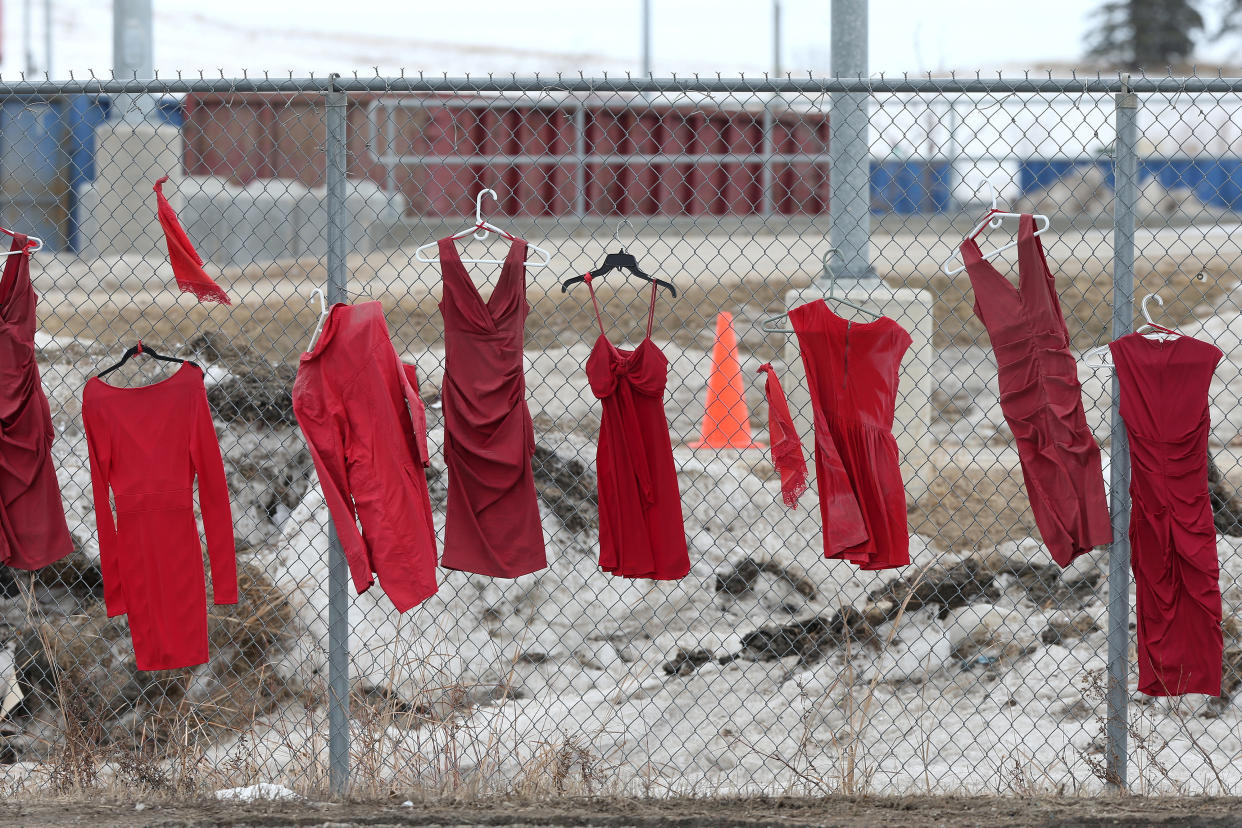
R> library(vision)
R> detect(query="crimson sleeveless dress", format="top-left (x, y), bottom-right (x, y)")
top-left (1111, 332), bottom-right (1223, 697)
top-left (438, 237), bottom-right (546, 577)
top-left (962, 215), bottom-right (1111, 567)
top-left (583, 278), bottom-right (689, 579)
top-left (789, 299), bottom-right (911, 570)
top-left (0, 234), bottom-right (72, 570)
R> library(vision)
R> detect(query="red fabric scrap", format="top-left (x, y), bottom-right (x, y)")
top-left (154, 176), bottom-right (231, 305)
top-left (757, 362), bottom-right (808, 509)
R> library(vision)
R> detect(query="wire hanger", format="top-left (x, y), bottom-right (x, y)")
top-left (0, 224), bottom-right (43, 256)
top-left (413, 189), bottom-right (552, 268)
top-left (759, 249), bottom-right (884, 333)
top-left (96, 339), bottom-right (197, 380)
top-left (941, 180), bottom-right (1050, 276)
top-left (1082, 277), bottom-right (1205, 368)
top-left (560, 219), bottom-right (676, 296)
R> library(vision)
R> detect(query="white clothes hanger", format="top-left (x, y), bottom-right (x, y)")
top-left (414, 189), bottom-right (552, 268)
top-left (759, 248), bottom-right (884, 333)
top-left (1082, 290), bottom-right (1192, 368)
top-left (0, 233), bottom-right (42, 256)
top-left (941, 181), bottom-right (1050, 276)
top-left (306, 288), bottom-right (330, 353)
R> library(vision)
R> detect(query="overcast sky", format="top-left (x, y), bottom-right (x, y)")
top-left (7, 0), bottom-right (1242, 79)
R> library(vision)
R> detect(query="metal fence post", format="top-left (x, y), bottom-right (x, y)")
top-left (829, 0), bottom-right (874, 279)
top-left (325, 73), bottom-right (351, 797)
top-left (1106, 74), bottom-right (1138, 792)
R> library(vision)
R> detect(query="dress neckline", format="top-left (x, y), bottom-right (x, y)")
top-left (960, 238), bottom-right (1023, 303)
top-left (439, 235), bottom-right (522, 315)
top-left (89, 360), bottom-right (193, 392)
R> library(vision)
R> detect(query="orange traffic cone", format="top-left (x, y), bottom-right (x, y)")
top-left (690, 311), bottom-right (764, 449)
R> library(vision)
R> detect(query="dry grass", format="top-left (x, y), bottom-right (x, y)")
top-left (908, 462), bottom-right (1035, 552)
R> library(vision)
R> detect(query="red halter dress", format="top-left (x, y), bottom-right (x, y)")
top-left (438, 236), bottom-right (546, 577)
top-left (1111, 332), bottom-right (1223, 696)
top-left (584, 277), bottom-right (689, 580)
top-left (961, 215), bottom-right (1111, 567)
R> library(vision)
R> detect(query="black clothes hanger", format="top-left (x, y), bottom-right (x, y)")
top-left (561, 221), bottom-right (676, 297)
top-left (96, 340), bottom-right (198, 380)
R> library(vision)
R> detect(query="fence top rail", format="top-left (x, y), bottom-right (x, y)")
top-left (4, 72), bottom-right (1242, 96)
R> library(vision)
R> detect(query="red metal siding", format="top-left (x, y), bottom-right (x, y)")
top-left (182, 93), bottom-right (831, 217)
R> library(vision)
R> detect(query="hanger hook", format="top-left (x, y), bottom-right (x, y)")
top-left (309, 286), bottom-right (327, 314)
top-left (822, 247), bottom-right (840, 295)
top-left (982, 179), bottom-right (1004, 228)
top-left (1141, 292), bottom-right (1164, 326)
top-left (474, 188), bottom-right (499, 241)
top-left (613, 218), bottom-right (634, 251)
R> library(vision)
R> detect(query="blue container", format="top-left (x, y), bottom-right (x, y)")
top-left (870, 159), bottom-right (953, 214)
top-left (0, 94), bottom-right (113, 251)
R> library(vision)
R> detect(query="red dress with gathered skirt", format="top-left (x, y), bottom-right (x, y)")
top-left (83, 363), bottom-right (237, 671)
top-left (0, 233), bottom-right (73, 570)
top-left (1111, 332), bottom-right (1223, 696)
top-left (962, 214), bottom-right (1111, 567)
top-left (438, 237), bottom-right (546, 577)
top-left (293, 301), bottom-right (438, 613)
top-left (790, 299), bottom-right (911, 570)
top-left (584, 277), bottom-right (689, 579)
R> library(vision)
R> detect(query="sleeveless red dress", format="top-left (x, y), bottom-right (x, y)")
top-left (789, 299), bottom-right (911, 570)
top-left (584, 278), bottom-right (689, 580)
top-left (0, 234), bottom-right (72, 570)
top-left (438, 237), bottom-right (546, 577)
top-left (962, 215), bottom-right (1111, 567)
top-left (1111, 332), bottom-right (1223, 697)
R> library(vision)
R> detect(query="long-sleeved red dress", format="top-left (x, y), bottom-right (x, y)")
top-left (83, 362), bottom-right (237, 671)
top-left (292, 301), bottom-right (438, 612)
top-left (0, 233), bottom-right (73, 570)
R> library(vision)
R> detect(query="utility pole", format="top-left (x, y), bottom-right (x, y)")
top-left (641, 0), bottom-right (651, 76)
top-left (828, 0), bottom-right (873, 280)
top-left (773, 0), bottom-right (782, 77)
top-left (112, 0), bottom-right (153, 121)
top-left (23, 0), bottom-right (35, 75)
top-left (44, 0), bottom-right (52, 79)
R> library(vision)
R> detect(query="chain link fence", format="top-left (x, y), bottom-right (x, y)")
top-left (0, 72), bottom-right (1240, 799)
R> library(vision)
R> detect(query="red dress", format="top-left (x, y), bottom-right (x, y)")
top-left (1111, 332), bottom-right (1223, 696)
top-left (438, 237), bottom-right (546, 577)
top-left (583, 278), bottom-right (689, 579)
top-left (962, 215), bottom-right (1111, 567)
top-left (83, 363), bottom-right (237, 671)
top-left (293, 301), bottom-right (438, 612)
top-left (0, 234), bottom-right (73, 570)
top-left (789, 299), bottom-right (911, 570)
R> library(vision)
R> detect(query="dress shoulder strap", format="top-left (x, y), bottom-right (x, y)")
top-left (645, 280), bottom-right (658, 339)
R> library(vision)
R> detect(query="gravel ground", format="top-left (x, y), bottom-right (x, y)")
top-left (4, 796), bottom-right (1242, 827)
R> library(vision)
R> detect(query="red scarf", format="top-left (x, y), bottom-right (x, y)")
top-left (757, 363), bottom-right (808, 509)
top-left (154, 176), bottom-right (231, 305)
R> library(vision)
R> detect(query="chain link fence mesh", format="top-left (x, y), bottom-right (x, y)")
top-left (0, 74), bottom-right (1240, 799)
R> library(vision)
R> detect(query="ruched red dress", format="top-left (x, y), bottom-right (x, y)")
top-left (790, 299), bottom-right (911, 570)
top-left (962, 215), bottom-right (1111, 567)
top-left (1111, 332), bottom-right (1223, 697)
top-left (438, 237), bottom-right (546, 577)
top-left (83, 363), bottom-right (237, 670)
top-left (0, 234), bottom-right (73, 570)
top-left (584, 278), bottom-right (689, 580)
top-left (293, 301), bottom-right (438, 612)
